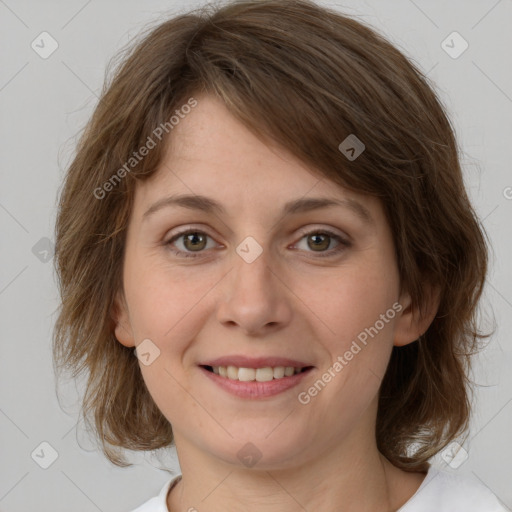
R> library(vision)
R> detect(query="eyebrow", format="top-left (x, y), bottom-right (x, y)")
top-left (142, 193), bottom-right (374, 225)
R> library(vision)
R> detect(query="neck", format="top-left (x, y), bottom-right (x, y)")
top-left (167, 427), bottom-right (426, 512)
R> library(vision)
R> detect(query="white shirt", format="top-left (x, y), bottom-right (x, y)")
top-left (130, 465), bottom-right (507, 511)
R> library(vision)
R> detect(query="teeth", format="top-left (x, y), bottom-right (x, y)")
top-left (273, 366), bottom-right (285, 379)
top-left (227, 365), bottom-right (238, 379)
top-left (284, 366), bottom-right (295, 377)
top-left (209, 365), bottom-right (305, 381)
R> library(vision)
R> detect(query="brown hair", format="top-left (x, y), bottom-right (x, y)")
top-left (53, 0), bottom-right (491, 470)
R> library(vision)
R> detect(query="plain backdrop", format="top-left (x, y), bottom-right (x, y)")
top-left (0, 0), bottom-right (511, 510)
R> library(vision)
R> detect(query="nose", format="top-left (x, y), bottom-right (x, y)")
top-left (216, 244), bottom-right (293, 336)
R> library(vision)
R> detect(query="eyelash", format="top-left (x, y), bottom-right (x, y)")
top-left (164, 228), bottom-right (351, 259)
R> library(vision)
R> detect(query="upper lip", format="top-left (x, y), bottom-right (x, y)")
top-left (199, 355), bottom-right (314, 369)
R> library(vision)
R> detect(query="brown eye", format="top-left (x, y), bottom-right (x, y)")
top-left (307, 233), bottom-right (331, 251)
top-left (294, 229), bottom-right (351, 258)
top-left (165, 227), bottom-right (350, 259)
top-left (165, 230), bottom-right (216, 258)
top-left (182, 232), bottom-right (207, 251)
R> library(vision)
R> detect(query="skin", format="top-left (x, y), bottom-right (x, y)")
top-left (113, 94), bottom-right (440, 512)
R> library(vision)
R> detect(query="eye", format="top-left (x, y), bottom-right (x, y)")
top-left (293, 228), bottom-right (350, 258)
top-left (164, 227), bottom-right (351, 259)
top-left (164, 229), bottom-right (218, 258)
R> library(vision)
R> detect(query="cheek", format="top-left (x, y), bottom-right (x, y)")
top-left (124, 251), bottom-right (215, 342)
top-left (301, 259), bottom-right (399, 402)
top-left (304, 278), bottom-right (397, 427)
top-left (300, 263), bottom-right (398, 343)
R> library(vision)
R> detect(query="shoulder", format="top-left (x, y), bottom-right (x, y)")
top-left (399, 465), bottom-right (507, 512)
top-left (129, 474), bottom-right (182, 512)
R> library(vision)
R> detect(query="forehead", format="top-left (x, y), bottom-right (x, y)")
top-left (132, 94), bottom-right (383, 224)
top-left (155, 94), bottom-right (321, 190)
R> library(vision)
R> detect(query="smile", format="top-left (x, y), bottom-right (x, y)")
top-left (199, 365), bottom-right (314, 399)
top-left (203, 365), bottom-right (309, 381)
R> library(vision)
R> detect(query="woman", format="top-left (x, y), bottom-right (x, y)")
top-left (52, 1), bottom-right (506, 510)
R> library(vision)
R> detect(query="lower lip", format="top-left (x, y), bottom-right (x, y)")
top-left (199, 366), bottom-right (313, 399)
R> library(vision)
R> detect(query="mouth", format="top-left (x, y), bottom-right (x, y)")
top-left (200, 364), bottom-right (313, 381)
top-left (198, 364), bottom-right (315, 399)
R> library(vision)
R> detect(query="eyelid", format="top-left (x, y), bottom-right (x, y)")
top-left (164, 225), bottom-right (218, 244)
top-left (164, 224), bottom-right (351, 258)
top-left (165, 224), bottom-right (349, 243)
top-left (164, 226), bottom-right (221, 257)
top-left (294, 224), bottom-right (350, 243)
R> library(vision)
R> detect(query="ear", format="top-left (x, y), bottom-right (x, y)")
top-left (111, 289), bottom-right (136, 348)
top-left (393, 282), bottom-right (441, 347)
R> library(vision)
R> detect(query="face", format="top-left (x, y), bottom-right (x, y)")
top-left (113, 94), bottom-right (421, 470)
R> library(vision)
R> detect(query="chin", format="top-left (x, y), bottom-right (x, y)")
top-left (204, 430), bottom-right (311, 470)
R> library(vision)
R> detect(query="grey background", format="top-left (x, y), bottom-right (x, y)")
top-left (0, 0), bottom-right (511, 510)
